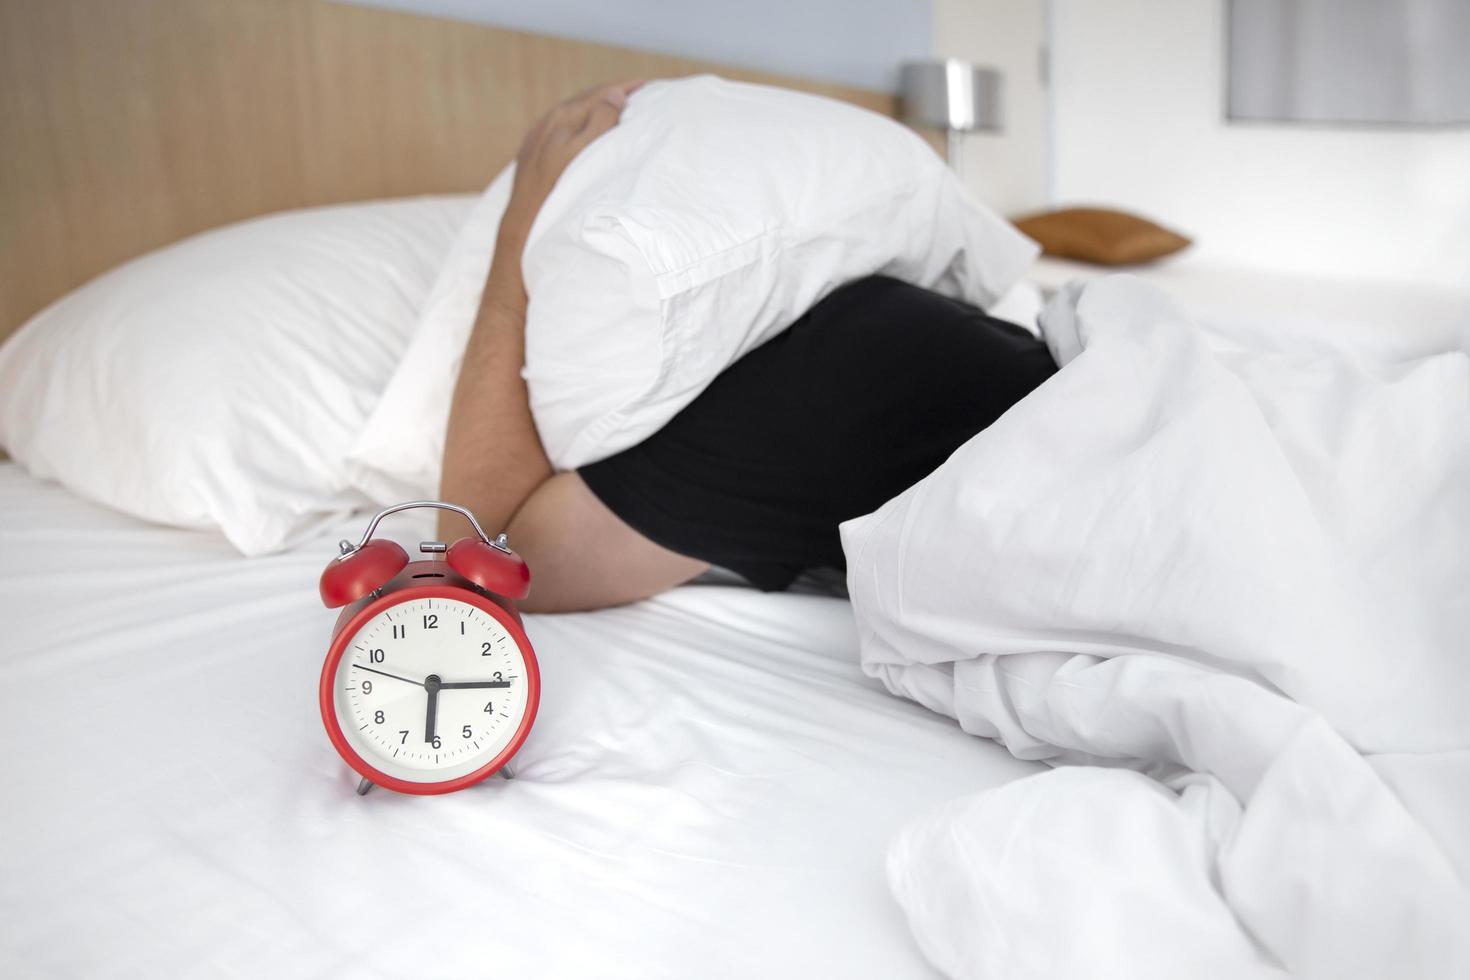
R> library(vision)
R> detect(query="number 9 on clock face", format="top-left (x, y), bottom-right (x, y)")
top-left (322, 595), bottom-right (538, 793)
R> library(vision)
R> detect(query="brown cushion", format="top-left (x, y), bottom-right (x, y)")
top-left (1012, 207), bottom-right (1191, 266)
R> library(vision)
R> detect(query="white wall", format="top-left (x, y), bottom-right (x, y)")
top-left (343, 0), bottom-right (1469, 286)
top-left (341, 0), bottom-right (933, 91)
top-left (1050, 0), bottom-right (1470, 286)
top-left (934, 0), bottom-right (1050, 216)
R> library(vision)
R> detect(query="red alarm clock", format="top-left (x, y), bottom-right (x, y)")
top-left (318, 501), bottom-right (539, 796)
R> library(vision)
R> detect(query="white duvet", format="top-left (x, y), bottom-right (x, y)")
top-left (841, 276), bottom-right (1470, 979)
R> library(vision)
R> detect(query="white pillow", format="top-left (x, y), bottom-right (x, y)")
top-left (345, 75), bottom-right (1039, 500)
top-left (988, 280), bottom-right (1046, 336)
top-left (0, 196), bottom-right (472, 554)
top-left (344, 169), bottom-right (516, 504)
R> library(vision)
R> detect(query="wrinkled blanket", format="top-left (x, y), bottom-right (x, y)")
top-left (841, 276), bottom-right (1470, 979)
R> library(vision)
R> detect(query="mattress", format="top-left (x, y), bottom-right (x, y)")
top-left (0, 463), bottom-right (1041, 978)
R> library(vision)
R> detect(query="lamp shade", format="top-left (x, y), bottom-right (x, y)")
top-left (900, 60), bottom-right (1003, 133)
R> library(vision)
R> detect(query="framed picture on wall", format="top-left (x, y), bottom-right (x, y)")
top-left (1227, 0), bottom-right (1470, 126)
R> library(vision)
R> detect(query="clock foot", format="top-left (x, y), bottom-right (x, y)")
top-left (498, 764), bottom-right (516, 780)
top-left (356, 777), bottom-right (375, 796)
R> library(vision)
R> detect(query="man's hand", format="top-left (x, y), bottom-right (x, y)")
top-left (436, 80), bottom-right (640, 549)
top-left (499, 80), bottom-right (642, 251)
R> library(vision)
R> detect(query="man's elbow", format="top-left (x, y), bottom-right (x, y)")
top-left (501, 472), bottom-right (708, 614)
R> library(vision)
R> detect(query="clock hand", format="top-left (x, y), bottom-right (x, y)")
top-left (437, 680), bottom-right (514, 690)
top-left (351, 664), bottom-right (425, 687)
top-left (424, 674), bottom-right (441, 744)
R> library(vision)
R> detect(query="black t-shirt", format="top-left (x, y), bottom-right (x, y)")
top-left (577, 275), bottom-right (1058, 591)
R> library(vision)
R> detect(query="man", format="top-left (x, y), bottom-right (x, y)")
top-left (438, 82), bottom-right (1056, 612)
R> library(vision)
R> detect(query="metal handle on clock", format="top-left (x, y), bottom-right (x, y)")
top-left (336, 500), bottom-right (511, 560)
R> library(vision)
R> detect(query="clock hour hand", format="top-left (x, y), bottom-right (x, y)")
top-left (351, 664), bottom-right (424, 687)
top-left (437, 680), bottom-right (514, 690)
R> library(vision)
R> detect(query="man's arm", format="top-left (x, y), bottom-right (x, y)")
top-left (435, 211), bottom-right (547, 539)
top-left (437, 82), bottom-right (709, 611)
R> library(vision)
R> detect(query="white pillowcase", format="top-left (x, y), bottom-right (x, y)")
top-left (345, 75), bottom-right (1039, 501)
top-left (0, 196), bottom-right (472, 554)
top-left (344, 169), bottom-right (516, 504)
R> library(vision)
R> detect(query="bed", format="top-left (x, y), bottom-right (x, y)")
top-left (0, 460), bottom-right (1042, 976)
top-left (0, 2), bottom-right (1035, 974)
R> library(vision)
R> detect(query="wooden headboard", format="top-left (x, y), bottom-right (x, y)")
top-left (0, 0), bottom-right (900, 340)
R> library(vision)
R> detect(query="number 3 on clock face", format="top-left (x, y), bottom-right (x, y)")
top-left (322, 593), bottom-right (539, 794)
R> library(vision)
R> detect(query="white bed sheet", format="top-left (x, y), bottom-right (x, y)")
top-left (1026, 255), bottom-right (1468, 360)
top-left (0, 462), bottom-right (1041, 978)
top-left (851, 274), bottom-right (1470, 978)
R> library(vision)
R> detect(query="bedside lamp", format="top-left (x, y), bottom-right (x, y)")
top-left (900, 60), bottom-right (1003, 176)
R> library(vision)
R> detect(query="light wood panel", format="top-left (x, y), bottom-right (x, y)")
top-left (0, 0), bottom-right (900, 339)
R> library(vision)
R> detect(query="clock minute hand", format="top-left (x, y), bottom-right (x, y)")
top-left (437, 680), bottom-right (514, 690)
top-left (424, 674), bottom-right (441, 744)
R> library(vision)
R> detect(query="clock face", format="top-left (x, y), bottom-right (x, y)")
top-left (330, 595), bottom-right (533, 786)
